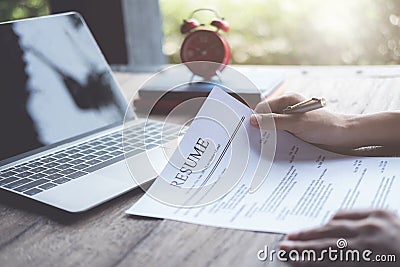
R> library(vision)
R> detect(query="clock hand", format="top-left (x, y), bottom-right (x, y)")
top-left (192, 47), bottom-right (208, 58)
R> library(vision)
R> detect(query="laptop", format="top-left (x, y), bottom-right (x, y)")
top-left (0, 12), bottom-right (183, 212)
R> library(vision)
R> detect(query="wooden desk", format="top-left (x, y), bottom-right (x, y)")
top-left (1, 66), bottom-right (400, 267)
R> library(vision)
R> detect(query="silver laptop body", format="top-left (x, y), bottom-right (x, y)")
top-left (0, 12), bottom-right (177, 212)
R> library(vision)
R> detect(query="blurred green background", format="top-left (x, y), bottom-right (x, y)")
top-left (2, 0), bottom-right (400, 65)
top-left (0, 0), bottom-right (49, 21)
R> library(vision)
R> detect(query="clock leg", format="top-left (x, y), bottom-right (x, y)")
top-left (189, 74), bottom-right (196, 85)
top-left (215, 70), bottom-right (223, 83)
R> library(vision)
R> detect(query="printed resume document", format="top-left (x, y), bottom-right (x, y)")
top-left (127, 87), bottom-right (400, 234)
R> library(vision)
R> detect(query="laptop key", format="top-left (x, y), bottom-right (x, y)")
top-left (98, 155), bottom-right (113, 161)
top-left (104, 146), bottom-right (119, 152)
top-left (4, 178), bottom-right (33, 189)
top-left (74, 163), bottom-right (90, 170)
top-left (40, 157), bottom-right (57, 163)
top-left (69, 153), bottom-right (84, 159)
top-left (1, 171), bottom-right (17, 177)
top-left (70, 159), bottom-right (84, 165)
top-left (31, 167), bottom-right (47, 173)
top-left (47, 173), bottom-right (63, 180)
top-left (93, 145), bottom-right (107, 150)
top-left (110, 151), bottom-right (122, 156)
top-left (67, 171), bottom-right (87, 179)
top-left (0, 177), bottom-right (19, 186)
top-left (66, 148), bottom-right (80, 153)
top-left (145, 144), bottom-right (159, 150)
top-left (82, 154), bottom-right (96, 160)
top-left (93, 150), bottom-right (106, 156)
top-left (52, 153), bottom-right (68, 159)
top-left (53, 178), bottom-right (70, 184)
top-left (30, 173), bottom-right (48, 179)
top-left (104, 141), bottom-right (118, 146)
top-left (89, 141), bottom-right (101, 146)
top-left (24, 188), bottom-right (43, 196)
top-left (14, 179), bottom-right (49, 192)
top-left (39, 183), bottom-right (57, 190)
top-left (77, 144), bottom-right (91, 150)
top-left (44, 162), bottom-right (60, 168)
top-left (82, 149), bottom-right (96, 154)
top-left (86, 159), bottom-right (101, 165)
top-left (43, 168), bottom-right (60, 175)
top-left (59, 169), bottom-right (77, 175)
top-left (26, 162), bottom-right (44, 168)
top-left (14, 166), bottom-right (31, 172)
top-left (56, 158), bottom-right (72, 164)
top-left (57, 164), bottom-right (73, 170)
top-left (16, 171), bottom-right (34, 178)
top-left (124, 145), bottom-right (135, 151)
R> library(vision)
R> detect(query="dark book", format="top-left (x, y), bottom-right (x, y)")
top-left (134, 66), bottom-right (285, 115)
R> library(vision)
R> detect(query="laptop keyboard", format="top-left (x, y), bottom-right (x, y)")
top-left (0, 121), bottom-right (186, 196)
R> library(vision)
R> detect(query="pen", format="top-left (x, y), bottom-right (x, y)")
top-left (282, 98), bottom-right (326, 114)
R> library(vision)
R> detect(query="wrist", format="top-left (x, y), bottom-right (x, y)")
top-left (337, 114), bottom-right (364, 148)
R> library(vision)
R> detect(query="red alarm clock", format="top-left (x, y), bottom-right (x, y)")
top-left (180, 9), bottom-right (231, 80)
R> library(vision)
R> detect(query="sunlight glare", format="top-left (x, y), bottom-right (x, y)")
top-left (310, 0), bottom-right (360, 40)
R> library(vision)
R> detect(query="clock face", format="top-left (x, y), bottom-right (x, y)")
top-left (180, 30), bottom-right (230, 78)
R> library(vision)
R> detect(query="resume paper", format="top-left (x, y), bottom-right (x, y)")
top-left (127, 87), bottom-right (400, 234)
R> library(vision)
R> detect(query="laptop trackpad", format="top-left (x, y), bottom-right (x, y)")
top-left (37, 172), bottom-right (131, 212)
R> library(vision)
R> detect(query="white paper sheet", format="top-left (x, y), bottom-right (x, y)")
top-left (127, 87), bottom-right (400, 234)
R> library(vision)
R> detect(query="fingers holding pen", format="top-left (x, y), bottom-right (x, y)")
top-left (251, 92), bottom-right (306, 132)
top-left (255, 92), bottom-right (307, 114)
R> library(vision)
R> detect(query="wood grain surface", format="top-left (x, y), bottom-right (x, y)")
top-left (1, 66), bottom-right (399, 267)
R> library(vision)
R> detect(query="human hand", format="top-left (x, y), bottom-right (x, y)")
top-left (280, 209), bottom-right (400, 266)
top-left (250, 93), bottom-right (356, 148)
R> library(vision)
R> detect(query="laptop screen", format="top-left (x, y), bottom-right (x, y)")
top-left (0, 13), bottom-right (133, 163)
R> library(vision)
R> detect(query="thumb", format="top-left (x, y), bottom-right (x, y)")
top-left (250, 113), bottom-right (294, 131)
